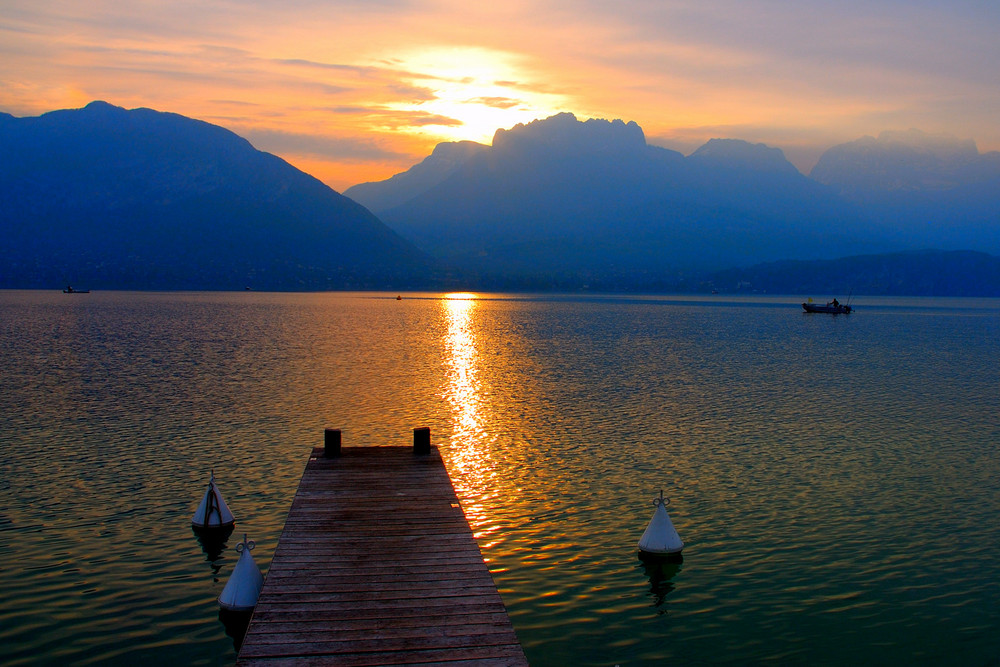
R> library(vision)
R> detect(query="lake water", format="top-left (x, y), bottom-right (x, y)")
top-left (1, 290), bottom-right (999, 666)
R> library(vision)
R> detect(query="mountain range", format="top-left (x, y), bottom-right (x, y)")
top-left (0, 101), bottom-right (433, 290)
top-left (346, 113), bottom-right (1000, 291)
top-left (2, 102), bottom-right (999, 294)
top-left (347, 115), bottom-right (875, 286)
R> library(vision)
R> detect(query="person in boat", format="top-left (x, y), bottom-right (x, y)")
top-left (830, 298), bottom-right (840, 307)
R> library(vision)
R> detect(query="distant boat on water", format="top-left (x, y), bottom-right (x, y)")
top-left (802, 298), bottom-right (852, 314)
top-left (62, 285), bottom-right (90, 294)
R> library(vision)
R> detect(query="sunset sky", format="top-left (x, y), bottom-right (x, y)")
top-left (2, 0), bottom-right (999, 191)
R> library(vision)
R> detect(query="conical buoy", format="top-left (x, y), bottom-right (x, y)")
top-left (192, 471), bottom-right (236, 529)
top-left (218, 534), bottom-right (264, 611)
top-left (638, 489), bottom-right (684, 561)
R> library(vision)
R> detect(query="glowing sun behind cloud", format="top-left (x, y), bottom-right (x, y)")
top-left (382, 47), bottom-right (570, 144)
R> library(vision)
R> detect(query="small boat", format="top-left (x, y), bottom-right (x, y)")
top-left (62, 285), bottom-right (90, 294)
top-left (802, 299), bottom-right (851, 314)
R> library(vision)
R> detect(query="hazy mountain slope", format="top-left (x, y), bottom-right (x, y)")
top-left (0, 101), bottom-right (434, 290)
top-left (355, 113), bottom-right (881, 287)
top-left (810, 130), bottom-right (1000, 252)
top-left (344, 140), bottom-right (489, 212)
top-left (708, 250), bottom-right (1000, 297)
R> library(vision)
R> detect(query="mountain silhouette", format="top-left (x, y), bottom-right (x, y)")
top-left (345, 140), bottom-right (490, 213)
top-left (346, 113), bottom-right (885, 289)
top-left (5, 103), bottom-right (997, 294)
top-left (0, 101), bottom-right (434, 290)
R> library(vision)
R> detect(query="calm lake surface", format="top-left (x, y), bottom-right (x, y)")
top-left (1, 290), bottom-right (999, 666)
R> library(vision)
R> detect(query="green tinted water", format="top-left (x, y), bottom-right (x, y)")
top-left (1, 291), bottom-right (998, 665)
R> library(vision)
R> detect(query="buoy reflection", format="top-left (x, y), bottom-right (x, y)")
top-left (218, 608), bottom-right (253, 651)
top-left (192, 524), bottom-right (234, 573)
top-left (636, 558), bottom-right (682, 611)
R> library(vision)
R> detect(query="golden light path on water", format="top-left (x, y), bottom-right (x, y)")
top-left (439, 293), bottom-right (503, 549)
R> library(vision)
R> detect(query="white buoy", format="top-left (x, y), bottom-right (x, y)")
top-left (638, 489), bottom-right (684, 558)
top-left (192, 471), bottom-right (236, 529)
top-left (218, 534), bottom-right (264, 611)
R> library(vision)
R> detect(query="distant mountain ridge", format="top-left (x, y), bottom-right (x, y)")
top-left (688, 138), bottom-right (800, 175)
top-left (811, 130), bottom-right (988, 194)
top-left (346, 113), bottom-right (884, 288)
top-left (346, 115), bottom-right (1000, 292)
top-left (810, 130), bottom-right (1000, 250)
top-left (0, 101), bottom-right (434, 290)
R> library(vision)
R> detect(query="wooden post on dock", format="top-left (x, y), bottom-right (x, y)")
top-left (324, 428), bottom-right (341, 457)
top-left (413, 426), bottom-right (431, 455)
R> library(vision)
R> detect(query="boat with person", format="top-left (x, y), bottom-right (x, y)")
top-left (62, 285), bottom-right (90, 293)
top-left (802, 297), bottom-right (852, 314)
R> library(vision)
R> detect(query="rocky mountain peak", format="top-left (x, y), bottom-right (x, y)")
top-left (688, 138), bottom-right (799, 174)
top-left (491, 112), bottom-right (647, 156)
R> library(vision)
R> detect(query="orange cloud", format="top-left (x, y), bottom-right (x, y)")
top-left (1, 0), bottom-right (998, 190)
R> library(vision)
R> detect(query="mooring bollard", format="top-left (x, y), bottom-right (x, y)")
top-left (413, 427), bottom-right (431, 455)
top-left (324, 428), bottom-right (342, 458)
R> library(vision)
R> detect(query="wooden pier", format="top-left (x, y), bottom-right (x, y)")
top-left (237, 433), bottom-right (528, 666)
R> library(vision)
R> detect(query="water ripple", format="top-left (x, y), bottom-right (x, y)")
top-left (2, 292), bottom-right (999, 665)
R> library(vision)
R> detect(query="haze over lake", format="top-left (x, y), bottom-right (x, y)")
top-left (1, 290), bottom-right (998, 665)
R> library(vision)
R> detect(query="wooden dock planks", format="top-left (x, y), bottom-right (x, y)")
top-left (237, 445), bottom-right (528, 666)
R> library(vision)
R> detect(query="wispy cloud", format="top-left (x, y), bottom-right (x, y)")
top-left (465, 96), bottom-right (522, 110)
top-left (327, 105), bottom-right (463, 129)
top-left (1, 0), bottom-right (998, 189)
top-left (241, 127), bottom-right (411, 162)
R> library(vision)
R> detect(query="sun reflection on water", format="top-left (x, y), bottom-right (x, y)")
top-left (443, 293), bottom-right (482, 442)
top-left (440, 293), bottom-right (500, 544)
